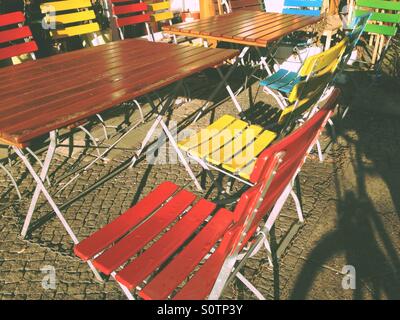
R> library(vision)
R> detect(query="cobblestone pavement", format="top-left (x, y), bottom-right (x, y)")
top-left (0, 69), bottom-right (399, 300)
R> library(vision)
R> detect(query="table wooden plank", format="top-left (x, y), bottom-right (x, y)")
top-left (195, 12), bottom-right (283, 38)
top-left (209, 12), bottom-right (290, 38)
top-left (0, 40), bottom-right (238, 147)
top-left (236, 15), bottom-right (314, 41)
top-left (211, 13), bottom-right (297, 40)
top-left (163, 10), bottom-right (322, 47)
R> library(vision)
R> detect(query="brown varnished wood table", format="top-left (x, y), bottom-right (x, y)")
top-left (0, 39), bottom-right (238, 148)
top-left (2, 39), bottom-right (239, 246)
top-left (162, 10), bottom-right (322, 48)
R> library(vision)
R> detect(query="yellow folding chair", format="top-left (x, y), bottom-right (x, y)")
top-left (177, 39), bottom-right (347, 191)
top-left (146, 1), bottom-right (176, 42)
top-left (40, 0), bottom-right (101, 48)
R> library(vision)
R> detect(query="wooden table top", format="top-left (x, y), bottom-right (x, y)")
top-left (162, 10), bottom-right (322, 47)
top-left (0, 39), bottom-right (239, 148)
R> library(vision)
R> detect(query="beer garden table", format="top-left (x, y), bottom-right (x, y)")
top-left (162, 10), bottom-right (322, 74)
top-left (0, 39), bottom-right (239, 269)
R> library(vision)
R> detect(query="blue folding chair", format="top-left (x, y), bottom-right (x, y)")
top-left (282, 0), bottom-right (323, 16)
top-left (260, 12), bottom-right (371, 110)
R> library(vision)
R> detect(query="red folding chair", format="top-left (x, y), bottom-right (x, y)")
top-left (0, 11), bottom-right (38, 63)
top-left (73, 88), bottom-right (339, 300)
top-left (110, 0), bottom-right (154, 41)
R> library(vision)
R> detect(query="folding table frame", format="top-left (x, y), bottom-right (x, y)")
top-left (9, 54), bottom-right (243, 259)
top-left (128, 53), bottom-right (248, 191)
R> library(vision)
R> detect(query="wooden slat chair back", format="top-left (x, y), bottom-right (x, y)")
top-left (74, 89), bottom-right (339, 300)
top-left (0, 11), bottom-right (38, 62)
top-left (230, 89), bottom-right (336, 252)
top-left (40, 0), bottom-right (101, 39)
top-left (145, 1), bottom-right (175, 42)
top-left (214, 0), bottom-right (264, 14)
top-left (110, 0), bottom-right (152, 40)
top-left (277, 37), bottom-right (347, 124)
top-left (175, 41), bottom-right (345, 183)
top-left (354, 0), bottom-right (400, 37)
top-left (146, 1), bottom-right (174, 22)
top-left (282, 0), bottom-right (324, 16)
top-left (180, 90), bottom-right (338, 299)
top-left (353, 0), bottom-right (400, 64)
top-left (207, 93), bottom-right (338, 300)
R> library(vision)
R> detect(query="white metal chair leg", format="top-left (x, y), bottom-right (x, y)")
top-left (78, 125), bottom-right (103, 159)
top-left (341, 106), bottom-right (350, 119)
top-left (315, 139), bottom-right (324, 162)
top-left (145, 22), bottom-right (155, 42)
top-left (263, 237), bottom-right (274, 267)
top-left (0, 163), bottom-right (22, 200)
top-left (216, 68), bottom-right (243, 114)
top-left (160, 121), bottom-right (202, 191)
top-left (290, 189), bottom-right (304, 223)
top-left (95, 114), bottom-right (109, 140)
top-left (235, 272), bottom-right (266, 300)
top-left (112, 272), bottom-right (135, 300)
top-left (87, 260), bottom-right (104, 283)
top-left (327, 118), bottom-right (336, 140)
top-left (263, 86), bottom-right (288, 110)
top-left (130, 115), bottom-right (164, 168)
top-left (133, 99), bottom-right (145, 123)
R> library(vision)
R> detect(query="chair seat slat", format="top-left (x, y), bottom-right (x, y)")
top-left (138, 208), bottom-right (233, 300)
top-left (93, 189), bottom-right (197, 275)
top-left (115, 199), bottom-right (217, 290)
top-left (74, 181), bottom-right (179, 261)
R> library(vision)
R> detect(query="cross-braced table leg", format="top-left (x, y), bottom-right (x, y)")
top-left (129, 82), bottom-right (202, 191)
top-left (13, 131), bottom-right (103, 281)
top-left (17, 131), bottom-right (57, 238)
top-left (192, 47), bottom-right (249, 123)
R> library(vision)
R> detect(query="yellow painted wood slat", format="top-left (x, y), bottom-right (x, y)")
top-left (178, 115), bottom-right (236, 152)
top-left (188, 118), bottom-right (248, 159)
top-left (148, 2), bottom-right (171, 11)
top-left (206, 125), bottom-right (263, 166)
top-left (41, 0), bottom-right (93, 13)
top-left (151, 11), bottom-right (174, 22)
top-left (44, 10), bottom-right (96, 25)
top-left (50, 22), bottom-right (100, 38)
top-left (299, 38), bottom-right (347, 77)
top-left (222, 130), bottom-right (277, 179)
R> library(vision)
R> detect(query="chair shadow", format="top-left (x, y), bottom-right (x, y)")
top-left (289, 72), bottom-right (400, 299)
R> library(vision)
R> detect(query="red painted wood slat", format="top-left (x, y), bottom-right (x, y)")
top-left (113, 3), bottom-right (148, 15)
top-left (93, 189), bottom-right (197, 275)
top-left (173, 228), bottom-right (236, 300)
top-left (115, 199), bottom-right (217, 290)
top-left (0, 41), bottom-right (38, 61)
top-left (74, 181), bottom-right (179, 261)
top-left (0, 12), bottom-right (25, 27)
top-left (138, 208), bottom-right (234, 300)
top-left (116, 14), bottom-right (150, 27)
top-left (0, 26), bottom-right (33, 43)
